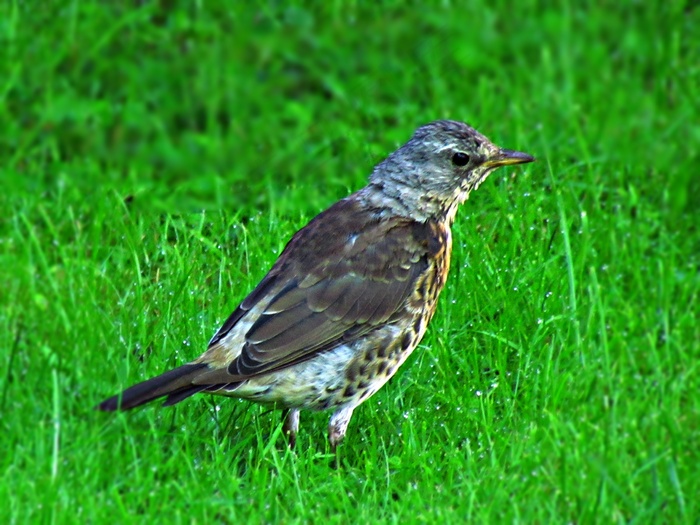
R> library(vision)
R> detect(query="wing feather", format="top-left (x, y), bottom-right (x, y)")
top-left (195, 200), bottom-right (445, 385)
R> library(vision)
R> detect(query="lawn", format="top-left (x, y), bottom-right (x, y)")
top-left (1, 1), bottom-right (698, 523)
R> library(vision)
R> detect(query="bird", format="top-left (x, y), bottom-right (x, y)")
top-left (97, 120), bottom-right (534, 452)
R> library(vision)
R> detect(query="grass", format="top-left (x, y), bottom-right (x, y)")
top-left (1, 1), bottom-right (699, 523)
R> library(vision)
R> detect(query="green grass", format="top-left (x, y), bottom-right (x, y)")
top-left (1, 1), bottom-right (699, 523)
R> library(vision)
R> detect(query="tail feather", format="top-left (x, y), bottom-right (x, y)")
top-left (162, 385), bottom-right (211, 407)
top-left (97, 363), bottom-right (209, 411)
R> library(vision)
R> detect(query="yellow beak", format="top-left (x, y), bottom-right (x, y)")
top-left (483, 148), bottom-right (535, 168)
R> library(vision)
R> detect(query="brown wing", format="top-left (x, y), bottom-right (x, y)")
top-left (193, 197), bottom-right (444, 386)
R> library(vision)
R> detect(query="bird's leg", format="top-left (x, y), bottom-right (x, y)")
top-left (282, 409), bottom-right (300, 450)
top-left (328, 406), bottom-right (355, 454)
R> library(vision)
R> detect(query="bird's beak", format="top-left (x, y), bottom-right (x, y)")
top-left (483, 149), bottom-right (535, 168)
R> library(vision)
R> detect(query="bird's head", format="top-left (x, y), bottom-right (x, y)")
top-left (368, 120), bottom-right (534, 221)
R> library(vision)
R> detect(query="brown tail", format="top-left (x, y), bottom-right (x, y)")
top-left (97, 363), bottom-right (212, 411)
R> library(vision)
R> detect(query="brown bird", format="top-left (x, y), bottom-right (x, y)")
top-left (98, 120), bottom-right (534, 451)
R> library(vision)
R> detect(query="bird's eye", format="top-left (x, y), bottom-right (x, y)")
top-left (451, 152), bottom-right (470, 166)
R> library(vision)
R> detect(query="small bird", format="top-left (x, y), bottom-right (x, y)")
top-left (98, 120), bottom-right (534, 451)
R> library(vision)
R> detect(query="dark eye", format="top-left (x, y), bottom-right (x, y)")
top-left (451, 152), bottom-right (470, 166)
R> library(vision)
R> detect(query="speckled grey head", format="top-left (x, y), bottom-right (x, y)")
top-left (367, 120), bottom-right (534, 221)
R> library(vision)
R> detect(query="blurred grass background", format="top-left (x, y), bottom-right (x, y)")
top-left (1, 1), bottom-right (698, 523)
